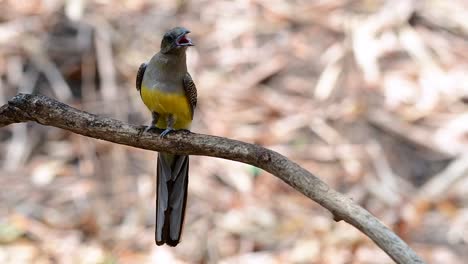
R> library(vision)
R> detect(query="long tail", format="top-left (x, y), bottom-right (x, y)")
top-left (155, 153), bottom-right (189, 246)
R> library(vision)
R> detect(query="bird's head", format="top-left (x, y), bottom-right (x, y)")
top-left (161, 27), bottom-right (194, 54)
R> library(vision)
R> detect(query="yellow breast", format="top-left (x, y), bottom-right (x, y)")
top-left (140, 85), bottom-right (192, 129)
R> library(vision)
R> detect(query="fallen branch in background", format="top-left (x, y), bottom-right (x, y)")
top-left (0, 93), bottom-right (425, 264)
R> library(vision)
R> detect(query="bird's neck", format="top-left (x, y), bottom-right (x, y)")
top-left (152, 51), bottom-right (187, 73)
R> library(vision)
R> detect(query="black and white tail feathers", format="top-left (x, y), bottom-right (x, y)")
top-left (155, 153), bottom-right (189, 246)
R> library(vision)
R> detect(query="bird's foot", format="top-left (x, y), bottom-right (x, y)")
top-left (137, 126), bottom-right (149, 138)
top-left (144, 125), bottom-right (156, 133)
top-left (159, 128), bottom-right (174, 138)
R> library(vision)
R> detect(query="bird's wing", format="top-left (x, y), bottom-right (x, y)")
top-left (136, 62), bottom-right (147, 92)
top-left (183, 72), bottom-right (197, 119)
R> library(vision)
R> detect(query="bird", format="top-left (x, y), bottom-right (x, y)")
top-left (136, 27), bottom-right (197, 247)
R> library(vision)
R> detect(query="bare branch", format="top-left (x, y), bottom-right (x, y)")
top-left (0, 93), bottom-right (425, 264)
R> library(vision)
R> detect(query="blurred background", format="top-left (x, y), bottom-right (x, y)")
top-left (0, 0), bottom-right (467, 263)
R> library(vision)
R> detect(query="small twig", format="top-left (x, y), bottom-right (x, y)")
top-left (351, 0), bottom-right (417, 84)
top-left (93, 19), bottom-right (119, 103)
top-left (417, 154), bottom-right (468, 201)
top-left (0, 17), bottom-right (42, 45)
top-left (27, 50), bottom-right (73, 101)
top-left (314, 43), bottom-right (345, 101)
top-left (412, 1), bottom-right (468, 40)
top-left (0, 94), bottom-right (425, 264)
top-left (232, 55), bottom-right (286, 92)
top-left (367, 109), bottom-right (452, 159)
top-left (0, 78), bottom-right (5, 105)
top-left (366, 141), bottom-right (411, 206)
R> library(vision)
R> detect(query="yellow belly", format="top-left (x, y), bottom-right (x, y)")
top-left (140, 85), bottom-right (192, 129)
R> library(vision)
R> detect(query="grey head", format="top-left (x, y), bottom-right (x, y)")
top-left (160, 27), bottom-right (194, 54)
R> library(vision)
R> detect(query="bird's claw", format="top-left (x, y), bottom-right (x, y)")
top-left (159, 128), bottom-right (173, 138)
top-left (137, 126), bottom-right (150, 137)
top-left (144, 125), bottom-right (156, 133)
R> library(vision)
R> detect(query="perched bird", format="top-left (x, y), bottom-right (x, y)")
top-left (136, 27), bottom-right (197, 246)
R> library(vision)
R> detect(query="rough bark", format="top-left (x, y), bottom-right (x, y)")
top-left (0, 93), bottom-right (425, 264)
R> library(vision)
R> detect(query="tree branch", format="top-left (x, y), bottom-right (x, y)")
top-left (0, 93), bottom-right (425, 264)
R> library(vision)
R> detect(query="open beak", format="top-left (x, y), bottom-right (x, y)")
top-left (176, 32), bottom-right (194, 46)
